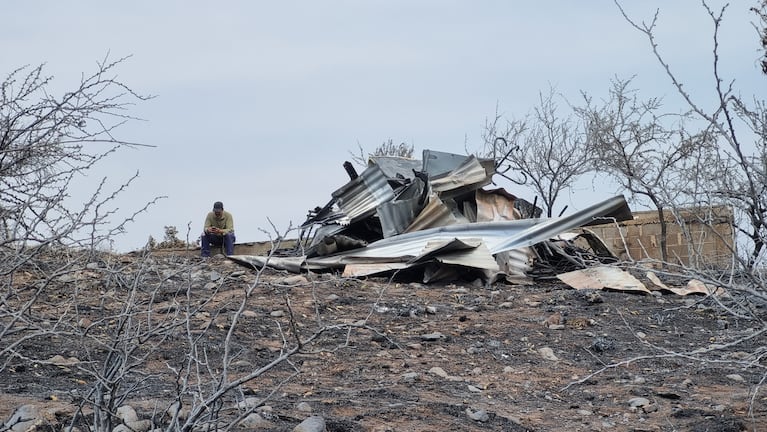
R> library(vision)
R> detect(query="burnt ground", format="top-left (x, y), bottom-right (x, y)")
top-left (1, 252), bottom-right (766, 431)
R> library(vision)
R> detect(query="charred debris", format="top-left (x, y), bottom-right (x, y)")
top-left (231, 150), bottom-right (633, 284)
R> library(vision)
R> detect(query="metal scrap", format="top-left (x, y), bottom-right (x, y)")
top-left (229, 149), bottom-right (633, 284)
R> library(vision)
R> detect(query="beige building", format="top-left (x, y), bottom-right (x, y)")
top-left (587, 205), bottom-right (735, 268)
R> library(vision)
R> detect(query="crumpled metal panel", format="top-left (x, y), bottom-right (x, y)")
top-left (331, 164), bottom-right (394, 223)
top-left (368, 156), bottom-right (421, 180)
top-left (307, 195), bottom-right (628, 263)
top-left (489, 195), bottom-right (630, 254)
top-left (475, 188), bottom-right (522, 222)
top-left (556, 266), bottom-right (650, 293)
top-left (378, 177), bottom-right (428, 238)
top-left (430, 156), bottom-right (495, 199)
top-left (410, 238), bottom-right (499, 271)
top-left (404, 193), bottom-right (468, 233)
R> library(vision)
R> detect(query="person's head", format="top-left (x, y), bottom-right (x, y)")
top-left (213, 201), bottom-right (224, 217)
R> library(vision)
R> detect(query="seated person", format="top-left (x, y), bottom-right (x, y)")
top-left (201, 201), bottom-right (235, 256)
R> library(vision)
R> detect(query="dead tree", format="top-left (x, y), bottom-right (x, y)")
top-left (578, 77), bottom-right (701, 265)
top-left (614, 1), bottom-right (767, 274)
top-left (481, 88), bottom-right (594, 217)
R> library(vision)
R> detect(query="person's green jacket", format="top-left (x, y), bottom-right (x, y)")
top-left (204, 211), bottom-right (234, 234)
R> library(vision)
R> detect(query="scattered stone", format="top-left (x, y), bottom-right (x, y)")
top-left (296, 402), bottom-right (312, 412)
top-left (635, 331), bottom-right (647, 339)
top-left (429, 367), bottom-right (450, 378)
top-left (467, 385), bottom-right (483, 393)
top-left (643, 404), bottom-right (659, 413)
top-left (406, 343), bottom-right (422, 350)
top-left (538, 347), bottom-right (559, 361)
top-left (204, 282), bottom-right (218, 290)
top-left (270, 310), bottom-right (285, 318)
top-left (503, 366), bottom-right (515, 374)
top-left (280, 275), bottom-right (308, 286)
top-left (116, 405), bottom-right (139, 423)
top-left (325, 294), bottom-right (340, 302)
top-left (239, 413), bottom-right (272, 429)
top-left (208, 271), bottom-right (222, 281)
top-left (420, 332), bottom-right (445, 341)
top-left (682, 378), bottom-right (694, 387)
top-left (292, 415), bottom-right (326, 432)
top-left (543, 312), bottom-right (562, 327)
top-left (236, 397), bottom-right (260, 409)
top-left (629, 397), bottom-right (651, 408)
top-left (577, 409), bottom-right (592, 416)
top-left (86, 262), bottom-right (101, 270)
top-left (498, 302), bottom-right (514, 308)
top-left (46, 355), bottom-right (80, 366)
top-left (425, 305), bottom-right (437, 314)
top-left (523, 298), bottom-right (541, 307)
top-left (465, 408), bottom-right (489, 422)
top-left (402, 372), bottom-right (419, 383)
top-left (591, 336), bottom-right (615, 352)
top-left (4, 405), bottom-right (41, 432)
top-left (726, 374), bottom-right (745, 383)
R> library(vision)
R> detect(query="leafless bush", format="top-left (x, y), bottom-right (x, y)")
top-left (480, 87), bottom-right (593, 217)
top-left (349, 138), bottom-right (415, 167)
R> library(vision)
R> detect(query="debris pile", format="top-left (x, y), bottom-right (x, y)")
top-left (231, 150), bottom-right (632, 283)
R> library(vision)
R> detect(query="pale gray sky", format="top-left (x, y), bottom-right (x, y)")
top-left (2, 1), bottom-right (763, 251)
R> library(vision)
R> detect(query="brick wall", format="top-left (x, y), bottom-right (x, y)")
top-left (587, 205), bottom-right (735, 268)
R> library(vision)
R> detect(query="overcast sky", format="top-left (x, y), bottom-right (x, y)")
top-left (2, 1), bottom-right (764, 252)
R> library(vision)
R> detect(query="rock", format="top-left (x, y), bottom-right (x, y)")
top-left (46, 355), bottom-right (80, 366)
top-left (86, 262), bottom-right (100, 270)
top-left (270, 310), bottom-right (285, 318)
top-left (281, 275), bottom-right (308, 286)
top-left (4, 405), bottom-right (41, 432)
top-left (726, 374), bottom-right (745, 383)
top-left (465, 408), bottom-right (489, 422)
top-left (116, 405), bottom-right (138, 423)
top-left (425, 305), bottom-right (437, 314)
top-left (429, 367), bottom-right (450, 378)
top-left (538, 347), bottom-right (559, 361)
top-left (629, 397), bottom-right (650, 408)
top-left (203, 282), bottom-right (218, 290)
top-left (402, 372), bottom-right (419, 383)
top-left (292, 415), bottom-right (325, 432)
top-left (420, 332), bottom-right (445, 341)
top-left (467, 385), bottom-right (483, 393)
top-left (296, 402), bottom-right (312, 413)
top-left (498, 302), bottom-right (514, 308)
top-left (325, 294), bottom-right (340, 302)
top-left (236, 397), bottom-right (260, 409)
top-left (167, 402), bottom-right (190, 420)
top-left (208, 271), bottom-right (222, 281)
top-left (126, 420), bottom-right (152, 432)
top-left (238, 413), bottom-right (271, 429)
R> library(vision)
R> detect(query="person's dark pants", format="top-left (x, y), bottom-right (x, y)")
top-left (201, 232), bottom-right (235, 257)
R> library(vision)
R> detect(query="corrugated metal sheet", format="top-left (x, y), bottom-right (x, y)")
top-left (404, 193), bottom-right (467, 233)
top-left (377, 177), bottom-right (427, 238)
top-left (368, 156), bottom-right (421, 180)
top-left (331, 164), bottom-right (394, 223)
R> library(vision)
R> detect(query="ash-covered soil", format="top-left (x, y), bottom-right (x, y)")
top-left (1, 252), bottom-right (765, 431)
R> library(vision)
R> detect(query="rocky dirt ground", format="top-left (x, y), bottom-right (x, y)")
top-left (1, 251), bottom-right (766, 431)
